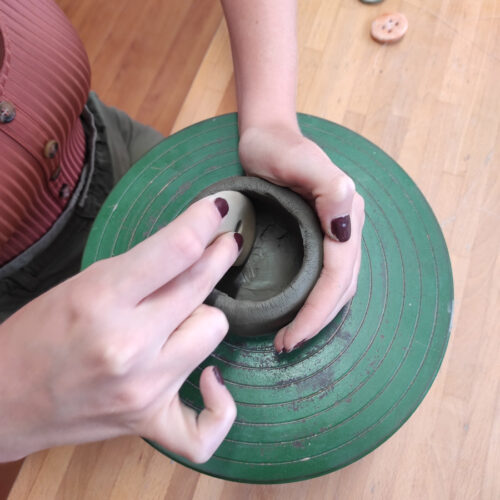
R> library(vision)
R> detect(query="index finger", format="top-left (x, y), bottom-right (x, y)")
top-left (109, 197), bottom-right (229, 304)
top-left (274, 195), bottom-right (365, 352)
top-left (274, 240), bottom-right (359, 353)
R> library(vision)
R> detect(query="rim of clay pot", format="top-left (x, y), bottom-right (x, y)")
top-left (193, 176), bottom-right (323, 337)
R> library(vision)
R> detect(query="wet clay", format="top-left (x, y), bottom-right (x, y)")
top-left (217, 194), bottom-right (303, 301)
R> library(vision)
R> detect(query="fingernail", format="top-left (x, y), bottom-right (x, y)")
top-left (213, 366), bottom-right (225, 385)
top-left (214, 197), bottom-right (229, 218)
top-left (331, 215), bottom-right (351, 242)
top-left (234, 232), bottom-right (243, 251)
top-left (276, 348), bottom-right (284, 355)
top-left (290, 338), bottom-right (308, 352)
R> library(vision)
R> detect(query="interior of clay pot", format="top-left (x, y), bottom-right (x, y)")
top-left (191, 176), bottom-right (323, 336)
top-left (216, 191), bottom-right (304, 301)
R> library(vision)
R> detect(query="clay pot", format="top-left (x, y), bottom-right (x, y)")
top-left (194, 176), bottom-right (323, 337)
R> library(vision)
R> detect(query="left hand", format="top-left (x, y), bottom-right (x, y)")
top-left (238, 125), bottom-right (365, 353)
top-left (0, 198), bottom-right (238, 463)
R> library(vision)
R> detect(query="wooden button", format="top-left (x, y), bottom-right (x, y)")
top-left (371, 13), bottom-right (408, 44)
top-left (59, 184), bottom-right (70, 199)
top-left (209, 190), bottom-right (256, 266)
top-left (0, 101), bottom-right (16, 123)
top-left (44, 140), bottom-right (59, 159)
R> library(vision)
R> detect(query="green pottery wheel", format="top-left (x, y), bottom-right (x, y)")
top-left (82, 113), bottom-right (453, 484)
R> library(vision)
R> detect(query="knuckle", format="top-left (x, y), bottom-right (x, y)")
top-left (113, 383), bottom-right (151, 414)
top-left (329, 173), bottom-right (356, 203)
top-left (74, 263), bottom-right (118, 312)
top-left (172, 226), bottom-right (206, 264)
top-left (195, 265), bottom-right (223, 299)
top-left (339, 174), bottom-right (356, 197)
top-left (225, 398), bottom-right (238, 423)
top-left (201, 198), bottom-right (222, 227)
top-left (220, 234), bottom-right (240, 266)
top-left (87, 259), bottom-right (114, 285)
top-left (186, 441), bottom-right (213, 464)
top-left (65, 284), bottom-right (100, 326)
top-left (91, 339), bottom-right (136, 377)
top-left (203, 305), bottom-right (229, 334)
top-left (65, 283), bottom-right (88, 318)
top-left (343, 174), bottom-right (356, 195)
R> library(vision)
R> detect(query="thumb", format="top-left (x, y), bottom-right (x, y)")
top-left (314, 171), bottom-right (356, 242)
top-left (144, 366), bottom-right (236, 464)
top-left (279, 137), bottom-right (356, 243)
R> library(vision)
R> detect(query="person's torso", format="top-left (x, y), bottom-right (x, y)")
top-left (0, 0), bottom-right (91, 266)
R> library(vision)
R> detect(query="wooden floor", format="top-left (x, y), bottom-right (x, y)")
top-left (6, 0), bottom-right (500, 498)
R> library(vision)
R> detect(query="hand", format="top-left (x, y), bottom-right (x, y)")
top-left (0, 197), bottom-right (240, 463)
top-left (239, 125), bottom-right (365, 353)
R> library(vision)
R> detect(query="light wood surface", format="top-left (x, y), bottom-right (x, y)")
top-left (8, 0), bottom-right (500, 498)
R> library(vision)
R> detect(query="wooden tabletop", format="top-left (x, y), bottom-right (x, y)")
top-left (9, 0), bottom-right (499, 498)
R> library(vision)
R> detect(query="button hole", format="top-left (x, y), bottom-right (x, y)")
top-left (234, 220), bottom-right (242, 233)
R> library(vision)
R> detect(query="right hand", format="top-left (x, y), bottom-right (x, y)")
top-left (238, 125), bottom-right (365, 353)
top-left (0, 197), bottom-right (240, 463)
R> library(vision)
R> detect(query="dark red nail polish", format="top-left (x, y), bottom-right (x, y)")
top-left (290, 338), bottom-right (308, 352)
top-left (213, 366), bottom-right (225, 385)
top-left (234, 232), bottom-right (243, 251)
top-left (214, 197), bottom-right (229, 218)
top-left (331, 215), bottom-right (351, 242)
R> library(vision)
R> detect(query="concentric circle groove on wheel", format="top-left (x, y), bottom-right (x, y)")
top-left (82, 113), bottom-right (453, 484)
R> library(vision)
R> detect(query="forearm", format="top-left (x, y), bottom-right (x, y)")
top-left (221, 0), bottom-right (299, 133)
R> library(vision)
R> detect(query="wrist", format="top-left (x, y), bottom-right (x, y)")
top-left (238, 112), bottom-right (301, 139)
top-left (237, 95), bottom-right (300, 136)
